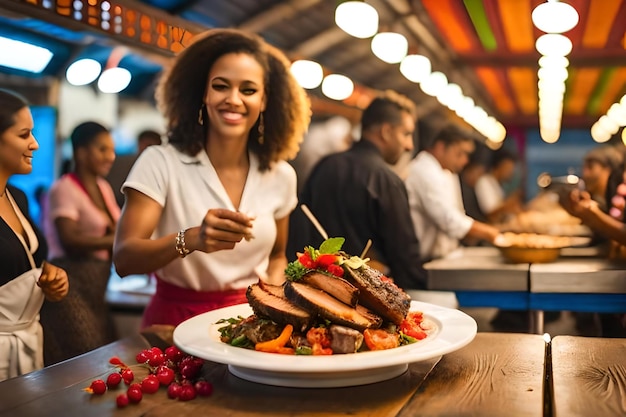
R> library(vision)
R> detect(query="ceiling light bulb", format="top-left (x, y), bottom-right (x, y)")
top-left (535, 33), bottom-right (573, 56)
top-left (290, 60), bottom-right (323, 89)
top-left (371, 32), bottom-right (408, 64)
top-left (540, 127), bottom-right (560, 143)
top-left (0, 36), bottom-right (53, 73)
top-left (400, 54), bottom-right (431, 83)
top-left (538, 55), bottom-right (569, 68)
top-left (97, 67), bottom-right (132, 93)
top-left (598, 115), bottom-right (620, 135)
top-left (591, 122), bottom-right (611, 143)
top-left (622, 127), bottom-right (626, 146)
top-left (437, 82), bottom-right (463, 108)
top-left (321, 74), bottom-right (354, 101)
top-left (491, 121), bottom-right (507, 143)
top-left (419, 71), bottom-right (447, 97)
top-left (607, 103), bottom-right (626, 127)
top-left (538, 66), bottom-right (569, 82)
top-left (66, 58), bottom-right (102, 86)
top-left (335, 1), bottom-right (378, 39)
top-left (532, 0), bottom-right (579, 34)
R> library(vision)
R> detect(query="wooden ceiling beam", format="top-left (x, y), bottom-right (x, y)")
top-left (462, 50), bottom-right (626, 67)
top-left (237, 0), bottom-right (322, 33)
top-left (289, 27), bottom-right (349, 58)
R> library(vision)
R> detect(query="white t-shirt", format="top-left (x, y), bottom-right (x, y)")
top-left (405, 151), bottom-right (473, 260)
top-left (475, 173), bottom-right (504, 215)
top-left (122, 144), bottom-right (297, 291)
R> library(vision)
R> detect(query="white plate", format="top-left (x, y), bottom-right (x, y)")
top-left (173, 300), bottom-right (477, 388)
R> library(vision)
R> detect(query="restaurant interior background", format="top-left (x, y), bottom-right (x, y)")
top-left (0, 0), bottom-right (625, 224)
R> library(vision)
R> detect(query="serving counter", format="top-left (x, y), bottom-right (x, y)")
top-left (424, 246), bottom-right (626, 334)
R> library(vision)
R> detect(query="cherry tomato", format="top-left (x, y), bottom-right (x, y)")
top-left (400, 311), bottom-right (428, 340)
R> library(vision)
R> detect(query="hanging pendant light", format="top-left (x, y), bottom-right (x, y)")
top-left (400, 54), bottom-right (431, 83)
top-left (335, 1), bottom-right (378, 39)
top-left (535, 34), bottom-right (573, 56)
top-left (532, 0), bottom-right (579, 34)
top-left (66, 58), bottom-right (102, 86)
top-left (290, 60), bottom-right (323, 89)
top-left (97, 67), bottom-right (132, 93)
top-left (371, 32), bottom-right (408, 64)
top-left (321, 74), bottom-right (354, 101)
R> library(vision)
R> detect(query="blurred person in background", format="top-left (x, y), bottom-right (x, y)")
top-left (560, 163), bottom-right (626, 337)
top-left (0, 88), bottom-right (69, 380)
top-left (475, 148), bottom-right (523, 224)
top-left (405, 126), bottom-right (500, 262)
top-left (460, 157), bottom-right (488, 224)
top-left (44, 121), bottom-right (119, 261)
top-left (107, 129), bottom-right (163, 208)
top-left (40, 121), bottom-right (119, 365)
top-left (580, 144), bottom-right (623, 213)
top-left (113, 28), bottom-right (310, 329)
top-left (289, 116), bottom-right (352, 194)
top-left (288, 90), bottom-right (427, 292)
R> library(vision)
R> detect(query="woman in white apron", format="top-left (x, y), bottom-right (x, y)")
top-left (0, 89), bottom-right (69, 381)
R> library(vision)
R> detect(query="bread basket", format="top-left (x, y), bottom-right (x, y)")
top-left (494, 232), bottom-right (576, 264)
top-left (497, 245), bottom-right (561, 263)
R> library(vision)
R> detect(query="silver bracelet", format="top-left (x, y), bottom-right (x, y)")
top-left (175, 229), bottom-right (190, 258)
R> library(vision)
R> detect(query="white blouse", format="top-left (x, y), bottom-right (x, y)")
top-left (123, 144), bottom-right (297, 291)
top-left (405, 151), bottom-right (473, 260)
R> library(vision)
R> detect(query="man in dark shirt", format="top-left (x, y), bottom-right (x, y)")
top-left (287, 91), bottom-right (427, 290)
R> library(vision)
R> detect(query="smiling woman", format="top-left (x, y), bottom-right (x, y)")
top-left (0, 88), bottom-right (69, 380)
top-left (112, 28), bottom-right (311, 330)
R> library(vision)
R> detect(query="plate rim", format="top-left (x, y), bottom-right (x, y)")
top-left (172, 300), bottom-right (477, 374)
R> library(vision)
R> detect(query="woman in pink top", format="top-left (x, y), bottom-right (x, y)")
top-left (40, 121), bottom-right (119, 365)
top-left (44, 122), bottom-right (120, 261)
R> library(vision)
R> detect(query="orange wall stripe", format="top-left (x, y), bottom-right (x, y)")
top-left (597, 67), bottom-right (626, 113)
top-left (497, 0), bottom-right (534, 52)
top-left (582, 0), bottom-right (623, 48)
top-left (422, 0), bottom-right (480, 52)
top-left (564, 68), bottom-right (602, 115)
top-left (475, 67), bottom-right (516, 115)
top-left (507, 67), bottom-right (537, 114)
top-left (562, 0), bottom-right (590, 50)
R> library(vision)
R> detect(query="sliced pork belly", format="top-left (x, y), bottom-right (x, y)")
top-left (246, 283), bottom-right (312, 332)
top-left (299, 271), bottom-right (359, 307)
top-left (284, 281), bottom-right (382, 331)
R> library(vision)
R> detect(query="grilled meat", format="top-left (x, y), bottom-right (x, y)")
top-left (344, 264), bottom-right (411, 324)
top-left (284, 281), bottom-right (382, 331)
top-left (299, 271), bottom-right (359, 306)
top-left (246, 283), bottom-right (312, 332)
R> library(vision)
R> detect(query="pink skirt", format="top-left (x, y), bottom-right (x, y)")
top-left (141, 277), bottom-right (248, 329)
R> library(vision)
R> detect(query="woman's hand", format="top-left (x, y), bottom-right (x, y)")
top-left (37, 261), bottom-right (69, 302)
top-left (559, 189), bottom-right (596, 220)
top-left (192, 208), bottom-right (255, 253)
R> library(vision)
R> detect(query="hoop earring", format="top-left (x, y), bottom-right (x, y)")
top-left (198, 105), bottom-right (205, 126)
top-left (258, 112), bottom-right (264, 145)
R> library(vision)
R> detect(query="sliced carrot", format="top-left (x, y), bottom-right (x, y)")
top-left (255, 324), bottom-right (294, 353)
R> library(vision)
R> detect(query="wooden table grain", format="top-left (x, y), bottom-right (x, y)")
top-left (0, 332), bottom-right (549, 417)
top-left (551, 335), bottom-right (626, 417)
top-left (398, 333), bottom-right (547, 417)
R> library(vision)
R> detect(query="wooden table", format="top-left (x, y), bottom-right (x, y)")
top-left (0, 332), bottom-right (547, 417)
top-left (551, 335), bottom-right (626, 417)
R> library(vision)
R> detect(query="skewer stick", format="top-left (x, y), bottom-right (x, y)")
top-left (360, 239), bottom-right (372, 259)
top-left (300, 204), bottom-right (329, 240)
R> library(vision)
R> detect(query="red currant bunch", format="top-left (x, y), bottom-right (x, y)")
top-left (84, 345), bottom-right (214, 409)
